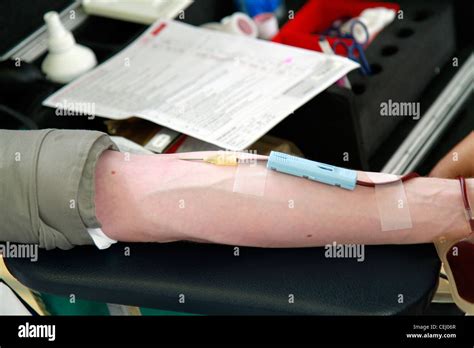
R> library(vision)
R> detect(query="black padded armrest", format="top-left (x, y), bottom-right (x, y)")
top-left (5, 242), bottom-right (440, 315)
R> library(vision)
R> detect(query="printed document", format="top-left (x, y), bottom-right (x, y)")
top-left (44, 20), bottom-right (359, 150)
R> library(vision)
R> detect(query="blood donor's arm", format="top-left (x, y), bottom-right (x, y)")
top-left (95, 150), bottom-right (473, 247)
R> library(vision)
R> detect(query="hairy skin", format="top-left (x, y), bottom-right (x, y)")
top-left (94, 150), bottom-right (473, 247)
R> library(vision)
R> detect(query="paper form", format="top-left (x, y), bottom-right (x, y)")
top-left (43, 20), bottom-right (359, 151)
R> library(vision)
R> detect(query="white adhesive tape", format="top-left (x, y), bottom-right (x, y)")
top-left (232, 161), bottom-right (268, 196)
top-left (221, 12), bottom-right (258, 38)
top-left (365, 172), bottom-right (413, 231)
top-left (254, 13), bottom-right (279, 40)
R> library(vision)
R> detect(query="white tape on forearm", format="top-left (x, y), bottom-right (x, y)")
top-left (232, 160), bottom-right (268, 197)
top-left (366, 173), bottom-right (413, 231)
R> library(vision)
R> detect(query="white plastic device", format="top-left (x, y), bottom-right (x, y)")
top-left (201, 12), bottom-right (258, 38)
top-left (82, 0), bottom-right (193, 25)
top-left (41, 11), bottom-right (97, 84)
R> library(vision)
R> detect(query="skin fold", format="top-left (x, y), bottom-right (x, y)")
top-left (94, 150), bottom-right (473, 247)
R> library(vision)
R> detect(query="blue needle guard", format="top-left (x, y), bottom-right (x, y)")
top-left (267, 151), bottom-right (357, 190)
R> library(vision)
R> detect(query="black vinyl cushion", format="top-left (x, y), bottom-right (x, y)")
top-left (5, 242), bottom-right (440, 315)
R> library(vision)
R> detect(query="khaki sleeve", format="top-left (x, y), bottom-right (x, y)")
top-left (0, 129), bottom-right (118, 250)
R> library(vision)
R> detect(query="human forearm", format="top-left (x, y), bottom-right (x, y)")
top-left (95, 150), bottom-right (472, 247)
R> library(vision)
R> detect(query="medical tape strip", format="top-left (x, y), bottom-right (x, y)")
top-left (232, 158), bottom-right (268, 197)
top-left (365, 172), bottom-right (413, 231)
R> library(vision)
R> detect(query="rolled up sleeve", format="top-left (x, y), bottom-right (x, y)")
top-left (0, 129), bottom-right (117, 250)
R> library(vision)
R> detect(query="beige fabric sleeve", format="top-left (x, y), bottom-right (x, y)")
top-left (0, 129), bottom-right (118, 250)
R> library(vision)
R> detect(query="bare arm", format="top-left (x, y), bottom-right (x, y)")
top-left (95, 150), bottom-right (472, 247)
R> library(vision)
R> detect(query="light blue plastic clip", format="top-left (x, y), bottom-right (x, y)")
top-left (267, 151), bottom-right (357, 190)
